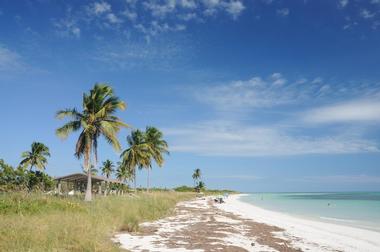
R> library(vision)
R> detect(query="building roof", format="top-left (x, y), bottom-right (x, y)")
top-left (54, 173), bottom-right (125, 184)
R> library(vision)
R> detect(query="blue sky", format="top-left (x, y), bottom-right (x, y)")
top-left (1, 0), bottom-right (380, 192)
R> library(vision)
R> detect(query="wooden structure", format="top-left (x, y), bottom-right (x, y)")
top-left (55, 173), bottom-right (126, 196)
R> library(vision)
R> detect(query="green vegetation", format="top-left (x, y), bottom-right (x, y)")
top-left (20, 142), bottom-right (50, 171)
top-left (0, 159), bottom-right (55, 192)
top-left (101, 160), bottom-right (115, 179)
top-left (192, 168), bottom-right (201, 186)
top-left (120, 127), bottom-right (169, 193)
top-left (0, 191), bottom-right (194, 252)
top-left (192, 168), bottom-right (206, 192)
top-left (173, 185), bottom-right (236, 194)
top-left (56, 84), bottom-right (129, 201)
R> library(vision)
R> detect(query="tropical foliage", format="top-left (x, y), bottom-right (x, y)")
top-left (192, 168), bottom-right (201, 187)
top-left (20, 142), bottom-right (50, 171)
top-left (120, 127), bottom-right (169, 192)
top-left (195, 181), bottom-right (206, 192)
top-left (0, 159), bottom-right (54, 192)
top-left (144, 126), bottom-right (169, 192)
top-left (56, 84), bottom-right (128, 201)
top-left (120, 129), bottom-right (149, 191)
top-left (101, 159), bottom-right (114, 178)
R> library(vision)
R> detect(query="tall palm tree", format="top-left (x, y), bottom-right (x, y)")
top-left (144, 126), bottom-right (169, 192)
top-left (101, 159), bottom-right (114, 195)
top-left (101, 160), bottom-right (114, 178)
top-left (56, 84), bottom-right (128, 201)
top-left (192, 168), bottom-right (201, 187)
top-left (20, 142), bottom-right (50, 171)
top-left (120, 130), bottom-right (150, 192)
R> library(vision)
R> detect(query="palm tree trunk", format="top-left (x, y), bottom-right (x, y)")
top-left (134, 171), bottom-right (137, 192)
top-left (84, 151), bottom-right (92, 201)
top-left (146, 168), bottom-right (150, 193)
top-left (85, 168), bottom-right (92, 201)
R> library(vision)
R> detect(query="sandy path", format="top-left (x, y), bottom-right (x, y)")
top-left (114, 196), bottom-right (302, 252)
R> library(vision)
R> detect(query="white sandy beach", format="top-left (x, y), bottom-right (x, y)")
top-left (114, 194), bottom-right (380, 252)
top-left (217, 194), bottom-right (380, 252)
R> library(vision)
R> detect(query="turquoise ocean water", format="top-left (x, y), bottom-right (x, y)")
top-left (240, 192), bottom-right (380, 232)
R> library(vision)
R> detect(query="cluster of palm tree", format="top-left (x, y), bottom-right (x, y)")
top-left (56, 83), bottom-right (169, 201)
top-left (192, 168), bottom-right (205, 192)
top-left (120, 126), bottom-right (169, 192)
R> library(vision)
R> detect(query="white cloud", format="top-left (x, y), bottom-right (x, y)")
top-left (54, 9), bottom-right (81, 38)
top-left (0, 45), bottom-right (26, 72)
top-left (123, 9), bottom-right (138, 21)
top-left (178, 12), bottom-right (198, 21)
top-left (224, 1), bottom-right (245, 19)
top-left (106, 13), bottom-right (123, 24)
top-left (338, 0), bottom-right (349, 8)
top-left (92, 1), bottom-right (111, 15)
top-left (194, 74), bottom-right (323, 109)
top-left (55, 0), bottom-right (246, 40)
top-left (179, 0), bottom-right (197, 9)
top-left (143, 0), bottom-right (177, 18)
top-left (164, 120), bottom-right (379, 156)
top-left (271, 72), bottom-right (287, 86)
top-left (277, 8), bottom-right (289, 17)
top-left (194, 74), bottom-right (380, 111)
top-left (91, 38), bottom-right (184, 70)
top-left (360, 9), bottom-right (376, 19)
top-left (303, 100), bottom-right (380, 124)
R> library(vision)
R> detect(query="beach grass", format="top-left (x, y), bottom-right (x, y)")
top-left (0, 191), bottom-right (194, 252)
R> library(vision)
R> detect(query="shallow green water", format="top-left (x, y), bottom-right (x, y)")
top-left (241, 192), bottom-right (380, 232)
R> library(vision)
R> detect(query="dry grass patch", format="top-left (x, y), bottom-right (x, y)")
top-left (0, 192), bottom-right (194, 252)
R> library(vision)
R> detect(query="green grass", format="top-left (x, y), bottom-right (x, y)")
top-left (0, 192), bottom-right (194, 252)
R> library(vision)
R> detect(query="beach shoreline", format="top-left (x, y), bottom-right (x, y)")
top-left (217, 194), bottom-right (380, 252)
top-left (114, 194), bottom-right (380, 251)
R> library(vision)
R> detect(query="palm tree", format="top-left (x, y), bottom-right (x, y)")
top-left (56, 84), bottom-right (128, 201)
top-left (192, 168), bottom-right (201, 187)
top-left (144, 126), bottom-right (169, 192)
top-left (120, 130), bottom-right (150, 192)
top-left (115, 164), bottom-right (133, 194)
top-left (20, 142), bottom-right (50, 171)
top-left (101, 160), bottom-right (114, 178)
top-left (101, 159), bottom-right (114, 195)
top-left (196, 181), bottom-right (205, 193)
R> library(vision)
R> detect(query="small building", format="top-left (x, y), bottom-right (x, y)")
top-left (55, 173), bottom-right (126, 195)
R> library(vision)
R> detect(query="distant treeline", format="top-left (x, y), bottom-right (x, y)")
top-left (173, 185), bottom-right (236, 194)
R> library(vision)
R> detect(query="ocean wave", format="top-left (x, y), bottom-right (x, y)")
top-left (319, 216), bottom-right (357, 223)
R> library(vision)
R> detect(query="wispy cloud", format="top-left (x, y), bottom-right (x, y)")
top-left (193, 73), bottom-right (380, 111)
top-left (338, 0), bottom-right (349, 8)
top-left (303, 100), bottom-right (380, 124)
top-left (54, 0), bottom-right (246, 40)
top-left (360, 9), bottom-right (376, 19)
top-left (90, 38), bottom-right (188, 70)
top-left (164, 120), bottom-right (379, 156)
top-left (276, 8), bottom-right (290, 17)
top-left (0, 44), bottom-right (28, 72)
